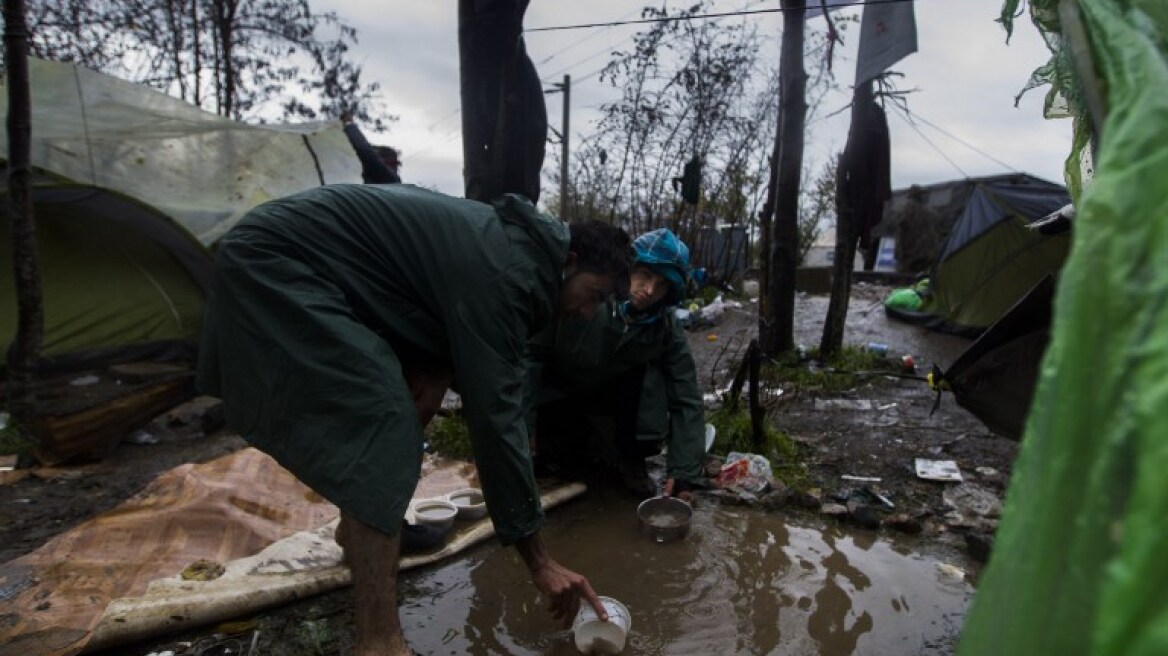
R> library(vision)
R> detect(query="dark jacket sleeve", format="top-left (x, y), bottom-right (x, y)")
top-left (446, 274), bottom-right (544, 544)
top-left (343, 123), bottom-right (401, 184)
top-left (660, 318), bottom-right (707, 484)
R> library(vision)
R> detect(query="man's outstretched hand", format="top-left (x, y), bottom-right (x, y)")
top-left (516, 533), bottom-right (606, 626)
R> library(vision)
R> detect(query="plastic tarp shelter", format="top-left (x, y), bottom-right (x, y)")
top-left (0, 58), bottom-right (362, 369)
top-left (959, 1), bottom-right (1168, 654)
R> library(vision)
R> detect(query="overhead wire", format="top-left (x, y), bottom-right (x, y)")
top-left (410, 1), bottom-right (840, 163)
top-left (526, 0), bottom-right (912, 33)
top-left (901, 107), bottom-right (1021, 172)
top-left (887, 103), bottom-right (969, 178)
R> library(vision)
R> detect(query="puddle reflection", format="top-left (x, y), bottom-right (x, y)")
top-left (399, 491), bottom-right (971, 655)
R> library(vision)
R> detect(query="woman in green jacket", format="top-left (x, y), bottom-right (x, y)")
top-left (535, 228), bottom-right (707, 500)
top-left (198, 183), bottom-right (630, 655)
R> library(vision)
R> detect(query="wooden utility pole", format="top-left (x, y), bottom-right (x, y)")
top-left (760, 0), bottom-right (807, 357)
top-left (559, 74), bottom-right (570, 221)
top-left (4, 0), bottom-right (45, 442)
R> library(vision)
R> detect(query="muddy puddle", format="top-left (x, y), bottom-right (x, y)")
top-left (398, 490), bottom-right (972, 655)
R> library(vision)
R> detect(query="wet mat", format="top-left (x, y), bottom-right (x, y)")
top-left (0, 447), bottom-right (584, 655)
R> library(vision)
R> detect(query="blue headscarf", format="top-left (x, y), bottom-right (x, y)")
top-left (618, 228), bottom-right (691, 324)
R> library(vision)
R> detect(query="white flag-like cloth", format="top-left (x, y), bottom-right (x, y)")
top-left (855, 1), bottom-right (918, 85)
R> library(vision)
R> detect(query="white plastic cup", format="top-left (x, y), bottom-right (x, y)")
top-left (572, 596), bottom-right (631, 655)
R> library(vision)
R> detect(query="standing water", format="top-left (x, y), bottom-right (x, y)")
top-left (398, 491), bottom-right (972, 655)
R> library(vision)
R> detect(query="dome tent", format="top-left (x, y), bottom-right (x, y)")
top-left (0, 178), bottom-right (210, 371)
top-left (883, 175), bottom-right (1071, 336)
top-left (1, 58), bottom-right (361, 371)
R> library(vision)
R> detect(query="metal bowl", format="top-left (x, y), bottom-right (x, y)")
top-left (636, 496), bottom-right (693, 543)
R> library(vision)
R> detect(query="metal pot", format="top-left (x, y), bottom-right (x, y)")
top-left (636, 496), bottom-right (693, 543)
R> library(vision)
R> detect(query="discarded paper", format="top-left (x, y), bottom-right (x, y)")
top-left (914, 458), bottom-right (963, 482)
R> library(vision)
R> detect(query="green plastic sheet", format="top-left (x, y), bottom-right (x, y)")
top-left (960, 2), bottom-right (1168, 655)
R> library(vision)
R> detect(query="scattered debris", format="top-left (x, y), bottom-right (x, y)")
top-left (1, 455), bottom-right (28, 486)
top-left (715, 452), bottom-right (773, 494)
top-left (820, 503), bottom-right (848, 516)
top-left (936, 562), bottom-right (966, 580)
top-left (181, 559), bottom-right (226, 581)
top-left (814, 399), bottom-right (874, 411)
top-left (884, 514), bottom-right (924, 534)
top-left (841, 475), bottom-right (882, 483)
top-left (943, 483), bottom-right (1003, 524)
top-left (914, 458), bottom-right (963, 482)
top-left (849, 504), bottom-right (882, 530)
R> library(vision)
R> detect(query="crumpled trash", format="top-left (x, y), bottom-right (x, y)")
top-left (700, 295), bottom-right (726, 323)
top-left (715, 451), bottom-right (774, 494)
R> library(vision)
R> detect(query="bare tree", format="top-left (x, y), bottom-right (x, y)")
top-left (4, 0), bottom-right (45, 444)
top-left (759, 0), bottom-right (808, 357)
top-left (819, 79), bottom-right (890, 357)
top-left (22, 0), bottom-right (390, 125)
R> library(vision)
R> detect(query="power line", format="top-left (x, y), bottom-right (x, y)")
top-left (525, 0), bottom-right (910, 33)
top-left (903, 107), bottom-right (1020, 172)
top-left (888, 104), bottom-right (968, 178)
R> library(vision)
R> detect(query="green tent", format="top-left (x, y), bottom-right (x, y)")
top-left (958, 0), bottom-right (1168, 654)
top-left (1, 59), bottom-right (363, 371)
top-left (0, 182), bottom-right (211, 371)
top-left (886, 176), bottom-right (1071, 335)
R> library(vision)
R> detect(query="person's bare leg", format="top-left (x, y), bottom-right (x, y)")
top-left (343, 513), bottom-right (410, 656)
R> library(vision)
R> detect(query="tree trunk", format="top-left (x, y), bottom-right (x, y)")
top-left (761, 0), bottom-right (806, 357)
top-left (821, 80), bottom-right (889, 357)
top-left (747, 339), bottom-right (765, 452)
top-left (213, 0), bottom-right (237, 118)
top-left (457, 0), bottom-right (547, 203)
top-left (4, 0), bottom-right (45, 442)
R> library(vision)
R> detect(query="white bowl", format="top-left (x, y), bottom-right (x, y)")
top-left (573, 596), bottom-right (632, 654)
top-left (411, 499), bottom-right (458, 531)
top-left (445, 488), bottom-right (488, 520)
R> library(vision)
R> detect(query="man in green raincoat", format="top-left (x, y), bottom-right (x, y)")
top-left (534, 228), bottom-right (707, 499)
top-left (197, 183), bottom-right (630, 655)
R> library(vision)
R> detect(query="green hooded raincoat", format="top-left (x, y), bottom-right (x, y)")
top-left (540, 303), bottom-right (707, 485)
top-left (197, 184), bottom-right (567, 543)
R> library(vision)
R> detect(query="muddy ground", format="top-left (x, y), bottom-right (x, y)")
top-left (0, 283), bottom-right (1018, 654)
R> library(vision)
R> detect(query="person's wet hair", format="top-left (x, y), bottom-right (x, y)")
top-left (568, 219), bottom-right (632, 290)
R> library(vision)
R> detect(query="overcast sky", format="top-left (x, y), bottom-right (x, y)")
top-left (316, 0), bottom-right (1070, 201)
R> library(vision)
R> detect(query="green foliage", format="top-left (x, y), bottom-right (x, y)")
top-left (762, 345), bottom-right (891, 393)
top-left (706, 407), bottom-right (790, 460)
top-left (0, 411), bottom-right (36, 459)
top-left (706, 407), bottom-right (809, 488)
top-left (426, 414), bottom-right (474, 461)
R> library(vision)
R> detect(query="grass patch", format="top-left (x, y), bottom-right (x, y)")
top-left (706, 407), bottom-right (809, 488)
top-left (425, 413), bottom-right (474, 461)
top-left (761, 344), bottom-right (893, 394)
